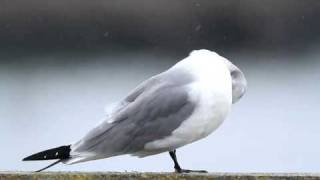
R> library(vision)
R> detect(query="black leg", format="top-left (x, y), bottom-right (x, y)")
top-left (169, 150), bottom-right (207, 173)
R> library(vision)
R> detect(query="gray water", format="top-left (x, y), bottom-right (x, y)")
top-left (1, 51), bottom-right (320, 172)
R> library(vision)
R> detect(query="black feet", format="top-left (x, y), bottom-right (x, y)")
top-left (175, 168), bottom-right (208, 173)
top-left (169, 150), bottom-right (208, 174)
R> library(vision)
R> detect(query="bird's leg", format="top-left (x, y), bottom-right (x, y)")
top-left (169, 150), bottom-right (207, 173)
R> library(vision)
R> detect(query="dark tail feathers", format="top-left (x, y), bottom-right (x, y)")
top-left (23, 145), bottom-right (71, 161)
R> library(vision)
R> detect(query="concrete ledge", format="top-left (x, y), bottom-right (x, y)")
top-left (1, 172), bottom-right (320, 180)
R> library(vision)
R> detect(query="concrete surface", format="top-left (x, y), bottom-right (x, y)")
top-left (1, 172), bottom-right (320, 180)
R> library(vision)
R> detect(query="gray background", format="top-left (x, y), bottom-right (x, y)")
top-left (1, 0), bottom-right (320, 173)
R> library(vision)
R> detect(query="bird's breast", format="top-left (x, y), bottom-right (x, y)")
top-left (174, 80), bottom-right (232, 143)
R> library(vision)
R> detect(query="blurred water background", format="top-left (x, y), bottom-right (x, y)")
top-left (1, 0), bottom-right (320, 173)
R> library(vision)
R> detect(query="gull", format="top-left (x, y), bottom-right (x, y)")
top-left (23, 49), bottom-right (247, 173)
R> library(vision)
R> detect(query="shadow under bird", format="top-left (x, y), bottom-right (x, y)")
top-left (23, 49), bottom-right (247, 173)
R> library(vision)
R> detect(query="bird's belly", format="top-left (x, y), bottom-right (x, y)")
top-left (169, 91), bottom-right (231, 146)
top-left (183, 97), bottom-right (230, 142)
top-left (142, 83), bottom-right (232, 154)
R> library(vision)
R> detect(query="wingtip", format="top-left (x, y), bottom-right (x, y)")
top-left (22, 145), bottom-right (71, 161)
top-left (22, 153), bottom-right (39, 161)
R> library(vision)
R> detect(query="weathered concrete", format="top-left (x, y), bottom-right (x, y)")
top-left (1, 172), bottom-right (320, 180)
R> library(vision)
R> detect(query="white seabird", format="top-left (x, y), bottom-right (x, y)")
top-left (23, 49), bottom-right (247, 173)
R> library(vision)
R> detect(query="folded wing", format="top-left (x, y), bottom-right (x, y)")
top-left (67, 75), bottom-right (195, 164)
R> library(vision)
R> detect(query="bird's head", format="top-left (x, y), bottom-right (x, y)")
top-left (186, 49), bottom-right (247, 103)
top-left (222, 57), bottom-right (247, 104)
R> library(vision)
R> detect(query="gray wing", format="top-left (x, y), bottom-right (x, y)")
top-left (71, 75), bottom-right (195, 157)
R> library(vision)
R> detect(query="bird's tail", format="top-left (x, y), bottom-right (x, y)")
top-left (22, 145), bottom-right (71, 172)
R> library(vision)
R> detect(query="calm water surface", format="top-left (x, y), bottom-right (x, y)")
top-left (1, 51), bottom-right (319, 172)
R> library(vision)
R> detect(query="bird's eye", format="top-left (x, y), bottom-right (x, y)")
top-left (230, 70), bottom-right (237, 78)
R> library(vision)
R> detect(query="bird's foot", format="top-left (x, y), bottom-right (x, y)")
top-left (175, 168), bottom-right (208, 173)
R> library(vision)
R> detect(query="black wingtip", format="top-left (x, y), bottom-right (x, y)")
top-left (23, 145), bottom-right (71, 161)
top-left (22, 156), bottom-right (32, 161)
